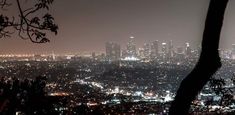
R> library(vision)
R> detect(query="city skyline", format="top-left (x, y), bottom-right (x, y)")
top-left (1, 0), bottom-right (235, 54)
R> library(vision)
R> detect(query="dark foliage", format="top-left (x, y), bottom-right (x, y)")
top-left (0, 76), bottom-right (59, 115)
top-left (209, 76), bottom-right (234, 107)
top-left (0, 0), bottom-right (58, 43)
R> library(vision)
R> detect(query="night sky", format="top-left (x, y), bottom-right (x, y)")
top-left (1, 0), bottom-right (235, 54)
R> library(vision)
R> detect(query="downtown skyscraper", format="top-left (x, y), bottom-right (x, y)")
top-left (126, 37), bottom-right (137, 57)
top-left (105, 42), bottom-right (121, 61)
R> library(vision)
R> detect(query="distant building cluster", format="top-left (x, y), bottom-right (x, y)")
top-left (1, 37), bottom-right (235, 63)
top-left (105, 36), bottom-right (198, 61)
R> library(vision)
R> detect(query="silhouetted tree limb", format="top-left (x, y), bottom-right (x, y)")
top-left (0, 0), bottom-right (58, 43)
top-left (169, 0), bottom-right (229, 114)
top-left (0, 0), bottom-right (11, 9)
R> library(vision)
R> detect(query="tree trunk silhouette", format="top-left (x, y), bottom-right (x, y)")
top-left (169, 0), bottom-right (229, 115)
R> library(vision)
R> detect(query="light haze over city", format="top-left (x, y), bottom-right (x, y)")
top-left (1, 0), bottom-right (235, 54)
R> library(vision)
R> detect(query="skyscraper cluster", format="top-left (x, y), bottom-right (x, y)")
top-left (105, 37), bottom-right (194, 61)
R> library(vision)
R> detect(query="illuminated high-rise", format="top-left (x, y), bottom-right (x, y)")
top-left (126, 36), bottom-right (137, 57)
top-left (185, 42), bottom-right (192, 58)
top-left (138, 48), bottom-right (145, 58)
top-left (232, 44), bottom-right (235, 59)
top-left (161, 42), bottom-right (167, 59)
top-left (150, 40), bottom-right (159, 58)
top-left (162, 43), bottom-right (167, 54)
top-left (143, 43), bottom-right (151, 58)
top-left (168, 40), bottom-right (174, 58)
top-left (105, 42), bottom-right (121, 61)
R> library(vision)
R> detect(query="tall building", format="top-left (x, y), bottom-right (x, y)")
top-left (232, 44), bottom-right (235, 59)
top-left (162, 43), bottom-right (167, 54)
top-left (143, 43), bottom-right (151, 58)
top-left (91, 52), bottom-right (96, 59)
top-left (168, 40), bottom-right (174, 58)
top-left (150, 40), bottom-right (159, 58)
top-left (52, 51), bottom-right (56, 61)
top-left (105, 42), bottom-right (121, 61)
top-left (126, 36), bottom-right (137, 57)
top-left (185, 42), bottom-right (192, 58)
top-left (138, 48), bottom-right (145, 58)
top-left (121, 49), bottom-right (127, 58)
top-left (175, 46), bottom-right (185, 61)
top-left (161, 42), bottom-right (167, 59)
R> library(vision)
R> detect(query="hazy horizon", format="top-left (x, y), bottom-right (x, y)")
top-left (1, 0), bottom-right (235, 54)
